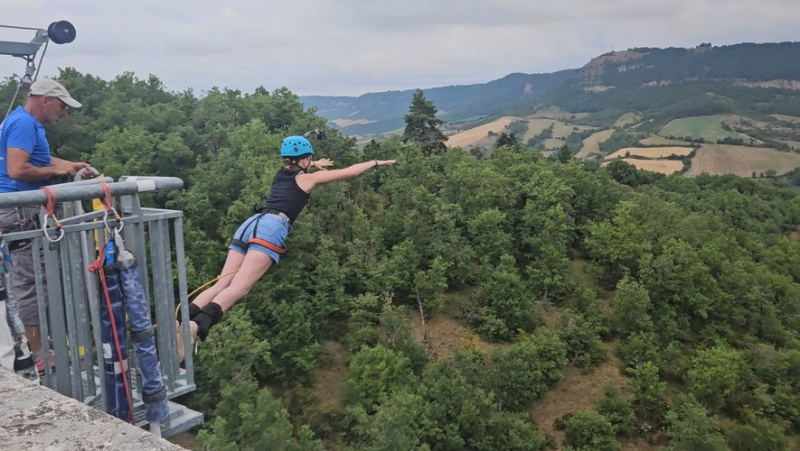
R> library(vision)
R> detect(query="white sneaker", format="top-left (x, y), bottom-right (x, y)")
top-left (176, 320), bottom-right (198, 363)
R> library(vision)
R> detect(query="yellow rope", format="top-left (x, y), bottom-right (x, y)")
top-left (174, 270), bottom-right (239, 319)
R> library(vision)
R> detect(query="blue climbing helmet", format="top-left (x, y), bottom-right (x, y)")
top-left (280, 136), bottom-right (314, 158)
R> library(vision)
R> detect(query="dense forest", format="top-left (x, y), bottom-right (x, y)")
top-left (2, 71), bottom-right (799, 450)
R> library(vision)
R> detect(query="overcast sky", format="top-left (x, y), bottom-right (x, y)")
top-left (1, 1), bottom-right (799, 97)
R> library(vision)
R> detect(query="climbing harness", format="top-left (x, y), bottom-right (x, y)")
top-left (229, 210), bottom-right (288, 255)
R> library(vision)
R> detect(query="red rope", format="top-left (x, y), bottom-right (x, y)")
top-left (101, 183), bottom-right (112, 210)
top-left (89, 245), bottom-right (135, 424)
top-left (40, 186), bottom-right (56, 217)
top-left (99, 183), bottom-right (121, 223)
top-left (39, 186), bottom-right (62, 229)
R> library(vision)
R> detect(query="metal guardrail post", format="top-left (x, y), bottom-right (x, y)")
top-left (0, 176), bottom-right (201, 436)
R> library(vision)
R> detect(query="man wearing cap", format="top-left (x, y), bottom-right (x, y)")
top-left (0, 77), bottom-right (89, 370)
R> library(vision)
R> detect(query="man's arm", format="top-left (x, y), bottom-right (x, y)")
top-left (7, 148), bottom-right (78, 181)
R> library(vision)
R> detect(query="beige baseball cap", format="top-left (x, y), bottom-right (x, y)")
top-left (29, 78), bottom-right (82, 109)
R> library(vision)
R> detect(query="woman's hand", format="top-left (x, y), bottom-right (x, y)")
top-left (313, 158), bottom-right (334, 170)
top-left (376, 159), bottom-right (397, 167)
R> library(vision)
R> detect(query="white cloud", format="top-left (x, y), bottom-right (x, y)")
top-left (1, 0), bottom-right (798, 96)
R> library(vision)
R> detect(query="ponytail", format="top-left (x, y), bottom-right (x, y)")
top-left (282, 156), bottom-right (306, 172)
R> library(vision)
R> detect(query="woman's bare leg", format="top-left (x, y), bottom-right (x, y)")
top-left (209, 250), bottom-right (274, 312)
top-left (191, 250), bottom-right (247, 309)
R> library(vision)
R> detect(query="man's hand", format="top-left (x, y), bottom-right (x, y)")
top-left (50, 158), bottom-right (89, 178)
top-left (70, 161), bottom-right (90, 172)
top-left (51, 160), bottom-right (79, 178)
top-left (313, 158), bottom-right (334, 171)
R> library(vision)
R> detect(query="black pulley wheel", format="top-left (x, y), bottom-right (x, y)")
top-left (47, 21), bottom-right (76, 44)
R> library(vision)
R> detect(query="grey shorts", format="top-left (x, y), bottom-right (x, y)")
top-left (0, 206), bottom-right (48, 326)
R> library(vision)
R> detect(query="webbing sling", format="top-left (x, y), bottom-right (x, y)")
top-left (248, 237), bottom-right (286, 254)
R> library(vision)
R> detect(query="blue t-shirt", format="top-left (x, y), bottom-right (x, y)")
top-left (0, 106), bottom-right (52, 192)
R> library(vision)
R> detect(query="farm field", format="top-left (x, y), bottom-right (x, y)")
top-left (602, 158), bottom-right (683, 174)
top-left (544, 138), bottom-right (566, 149)
top-left (577, 129), bottom-right (614, 158)
top-left (530, 106), bottom-right (589, 120)
top-left (770, 114), bottom-right (800, 124)
top-left (658, 115), bottom-right (740, 142)
top-left (639, 136), bottom-right (691, 146)
top-left (613, 112), bottom-right (641, 127)
top-left (523, 118), bottom-right (559, 141)
top-left (446, 116), bottom-right (520, 148)
top-left (606, 146), bottom-right (693, 159)
top-left (779, 139), bottom-right (800, 151)
top-left (521, 118), bottom-right (594, 142)
top-left (329, 118), bottom-right (375, 127)
top-left (685, 144), bottom-right (800, 177)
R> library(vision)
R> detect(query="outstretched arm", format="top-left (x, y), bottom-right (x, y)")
top-left (296, 159), bottom-right (396, 192)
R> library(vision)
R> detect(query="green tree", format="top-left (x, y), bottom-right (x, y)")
top-left (663, 394), bottom-right (727, 451)
top-left (402, 89), bottom-right (447, 155)
top-left (494, 132), bottom-right (520, 149)
top-left (487, 412), bottom-right (547, 451)
top-left (725, 417), bottom-right (789, 451)
top-left (556, 144), bottom-right (572, 163)
top-left (345, 293), bottom-right (382, 351)
top-left (488, 328), bottom-right (568, 411)
top-left (687, 346), bottom-right (747, 411)
top-left (418, 359), bottom-right (494, 450)
top-left (343, 345), bottom-right (417, 411)
top-left (198, 384), bottom-right (324, 451)
top-left (612, 276), bottom-right (653, 336)
top-left (476, 254), bottom-right (534, 341)
top-left (563, 411), bottom-right (620, 451)
top-left (556, 308), bottom-right (606, 369)
top-left (260, 300), bottom-right (322, 385)
top-left (355, 390), bottom-right (429, 451)
top-left (596, 385), bottom-right (636, 435)
top-left (627, 361), bottom-right (668, 424)
top-left (377, 303), bottom-right (429, 374)
top-left (617, 332), bottom-right (665, 370)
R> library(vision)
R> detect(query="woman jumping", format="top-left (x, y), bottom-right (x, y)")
top-left (177, 135), bottom-right (395, 358)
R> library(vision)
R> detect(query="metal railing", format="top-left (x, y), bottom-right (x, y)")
top-left (0, 176), bottom-right (202, 436)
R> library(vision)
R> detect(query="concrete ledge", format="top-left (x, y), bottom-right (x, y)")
top-left (0, 369), bottom-right (185, 450)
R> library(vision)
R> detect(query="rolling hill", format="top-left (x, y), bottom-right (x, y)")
top-left (299, 70), bottom-right (575, 135)
top-left (302, 42), bottom-right (800, 137)
top-left (302, 41), bottom-right (800, 179)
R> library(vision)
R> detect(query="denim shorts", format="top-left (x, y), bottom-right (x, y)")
top-left (228, 213), bottom-right (290, 264)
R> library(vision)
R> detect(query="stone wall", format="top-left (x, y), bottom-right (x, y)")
top-left (0, 369), bottom-right (184, 450)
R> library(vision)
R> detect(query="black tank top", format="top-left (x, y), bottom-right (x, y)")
top-left (263, 169), bottom-right (310, 223)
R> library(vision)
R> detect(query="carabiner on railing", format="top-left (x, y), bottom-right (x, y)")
top-left (41, 214), bottom-right (65, 243)
top-left (99, 183), bottom-right (123, 236)
top-left (101, 206), bottom-right (124, 235)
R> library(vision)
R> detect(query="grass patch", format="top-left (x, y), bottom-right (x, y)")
top-left (658, 115), bottom-right (740, 142)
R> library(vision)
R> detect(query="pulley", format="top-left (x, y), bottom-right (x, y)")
top-left (46, 20), bottom-right (76, 44)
